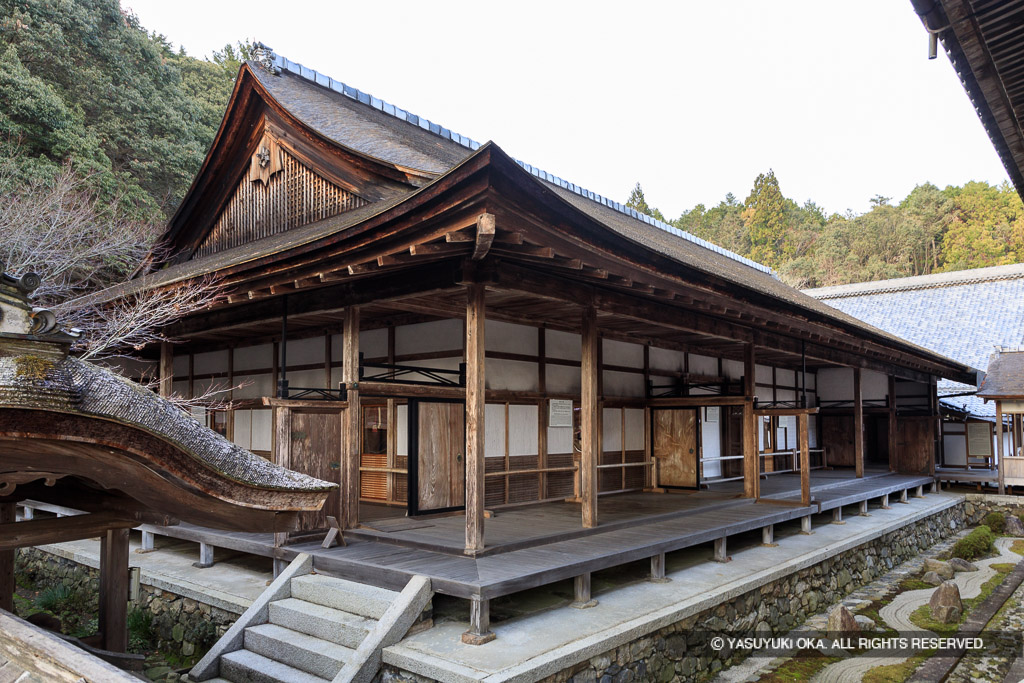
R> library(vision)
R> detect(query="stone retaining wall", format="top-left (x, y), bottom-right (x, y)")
top-left (16, 548), bottom-right (235, 661)
top-left (379, 501), bottom-right (968, 683)
top-left (963, 493), bottom-right (1024, 525)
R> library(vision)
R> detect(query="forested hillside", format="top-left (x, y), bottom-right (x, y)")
top-left (628, 172), bottom-right (1024, 288)
top-left (0, 0), bottom-right (242, 221)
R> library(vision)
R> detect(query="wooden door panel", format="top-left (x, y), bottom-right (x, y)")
top-left (416, 402), bottom-right (465, 511)
top-left (896, 418), bottom-right (932, 474)
top-left (822, 415), bottom-right (855, 466)
top-left (289, 411), bottom-right (342, 532)
top-left (654, 409), bottom-right (698, 488)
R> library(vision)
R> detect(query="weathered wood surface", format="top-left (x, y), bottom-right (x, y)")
top-left (99, 528), bottom-right (129, 653)
top-left (653, 409), bottom-right (698, 488)
top-left (465, 282), bottom-right (486, 553)
top-left (0, 503), bottom-right (13, 612)
top-left (743, 344), bottom-right (758, 498)
top-left (854, 368), bottom-right (864, 478)
top-left (580, 306), bottom-right (599, 527)
top-left (417, 402), bottom-right (465, 511)
top-left (289, 410), bottom-right (343, 532)
top-left (343, 306), bottom-right (361, 528)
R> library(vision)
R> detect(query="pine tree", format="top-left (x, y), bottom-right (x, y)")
top-left (743, 170), bottom-right (787, 268)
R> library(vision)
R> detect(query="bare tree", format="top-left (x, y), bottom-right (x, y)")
top-left (1, 153), bottom-right (226, 400)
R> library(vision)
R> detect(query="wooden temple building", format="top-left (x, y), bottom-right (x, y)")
top-left (0, 265), bottom-right (333, 654)
top-left (86, 48), bottom-right (979, 642)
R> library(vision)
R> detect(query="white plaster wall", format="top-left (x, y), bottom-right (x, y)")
top-left (816, 368), bottom-right (853, 401)
top-left (602, 408), bottom-right (622, 452)
top-left (777, 368), bottom-right (796, 387)
top-left (172, 355), bottom-right (189, 376)
top-left (358, 328), bottom-right (388, 359)
top-left (548, 424), bottom-right (574, 454)
top-left (546, 364), bottom-right (581, 395)
top-left (943, 425), bottom-right (967, 466)
top-left (508, 404), bottom-right (538, 456)
top-left (755, 364), bottom-right (773, 384)
top-left (395, 319), bottom-right (462, 356)
top-left (701, 410), bottom-right (722, 479)
top-left (863, 370), bottom-right (888, 401)
top-left (690, 354), bottom-right (718, 376)
top-left (485, 404), bottom-right (505, 457)
top-left (624, 409), bottom-right (645, 451)
top-left (397, 404), bottom-right (408, 457)
top-left (193, 350), bottom-right (227, 375)
top-left (233, 374), bottom-right (274, 399)
top-left (486, 358), bottom-right (539, 392)
top-left (251, 408), bottom-right (272, 452)
top-left (486, 320), bottom-right (538, 355)
top-left (603, 339), bottom-right (644, 368)
top-left (545, 329), bottom-right (581, 361)
top-left (603, 370), bottom-right (644, 397)
top-left (723, 359), bottom-right (744, 381)
top-left (234, 344), bottom-right (273, 372)
top-left (233, 409), bottom-right (251, 450)
top-left (649, 346), bottom-right (684, 373)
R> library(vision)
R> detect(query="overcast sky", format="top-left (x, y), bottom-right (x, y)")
top-left (124, 0), bottom-right (1008, 219)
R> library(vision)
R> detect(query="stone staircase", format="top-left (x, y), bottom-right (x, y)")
top-left (192, 556), bottom-right (431, 683)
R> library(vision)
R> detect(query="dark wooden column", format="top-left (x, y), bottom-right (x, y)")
top-left (854, 368), bottom-right (864, 478)
top-left (743, 343), bottom-right (759, 499)
top-left (798, 414), bottom-right (811, 505)
top-left (0, 503), bottom-right (13, 613)
top-left (98, 528), bottom-right (130, 653)
top-left (159, 342), bottom-right (173, 398)
top-left (997, 401), bottom-right (1006, 495)
top-left (465, 283), bottom-right (486, 554)
top-left (342, 306), bottom-right (361, 529)
top-left (581, 306), bottom-right (599, 528)
top-left (888, 375), bottom-right (898, 472)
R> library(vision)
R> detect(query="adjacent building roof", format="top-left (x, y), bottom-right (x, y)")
top-left (978, 349), bottom-right (1024, 399)
top-left (806, 263), bottom-right (1024, 417)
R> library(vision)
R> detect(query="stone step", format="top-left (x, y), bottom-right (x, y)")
top-left (269, 597), bottom-right (373, 649)
top-left (220, 648), bottom-right (329, 683)
top-left (290, 573), bottom-right (398, 619)
top-left (244, 623), bottom-right (351, 680)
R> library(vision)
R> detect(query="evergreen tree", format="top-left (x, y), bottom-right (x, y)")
top-left (742, 170), bottom-right (787, 268)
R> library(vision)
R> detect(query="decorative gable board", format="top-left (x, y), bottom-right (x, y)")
top-left (194, 136), bottom-right (367, 259)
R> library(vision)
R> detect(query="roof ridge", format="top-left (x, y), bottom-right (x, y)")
top-left (263, 51), bottom-right (775, 277)
top-left (805, 263), bottom-right (1024, 299)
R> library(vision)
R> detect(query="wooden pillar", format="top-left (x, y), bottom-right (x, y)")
top-left (713, 536), bottom-right (730, 562)
top-left (888, 375), bottom-right (898, 472)
top-left (800, 515), bottom-right (813, 535)
top-left (0, 503), bottom-right (13, 613)
top-left (899, 488), bottom-right (909, 504)
top-left (798, 413), bottom-right (811, 506)
top-left (832, 507), bottom-right (845, 524)
top-left (743, 344), bottom-right (759, 499)
top-left (853, 368), bottom-right (864, 478)
top-left (159, 342), bottom-right (173, 398)
top-left (881, 493), bottom-right (891, 509)
top-left (140, 530), bottom-right (155, 553)
top-left (997, 401), bottom-right (1006, 495)
top-left (581, 306), bottom-right (599, 528)
top-left (98, 528), bottom-right (130, 653)
top-left (762, 525), bottom-right (776, 547)
top-left (650, 553), bottom-right (670, 582)
top-left (461, 596), bottom-right (495, 645)
top-left (465, 283), bottom-right (486, 554)
top-left (194, 543), bottom-right (214, 568)
top-left (571, 572), bottom-right (597, 608)
top-left (859, 500), bottom-right (869, 516)
top-left (342, 306), bottom-right (361, 529)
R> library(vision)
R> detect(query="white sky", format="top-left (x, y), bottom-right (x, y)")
top-left (124, 0), bottom-right (1009, 219)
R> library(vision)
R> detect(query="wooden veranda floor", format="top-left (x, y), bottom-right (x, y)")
top-left (132, 468), bottom-right (931, 600)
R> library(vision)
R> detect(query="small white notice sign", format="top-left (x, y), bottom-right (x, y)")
top-left (549, 399), bottom-right (574, 428)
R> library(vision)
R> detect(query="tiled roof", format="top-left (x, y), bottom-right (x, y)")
top-left (978, 350), bottom-right (1024, 398)
top-left (806, 267), bottom-right (1024, 418)
top-left (266, 52), bottom-right (774, 276)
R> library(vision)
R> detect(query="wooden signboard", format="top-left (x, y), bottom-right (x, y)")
top-left (967, 421), bottom-right (993, 457)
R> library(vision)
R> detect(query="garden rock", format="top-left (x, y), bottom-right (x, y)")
top-left (949, 557), bottom-right (978, 572)
top-left (922, 571), bottom-right (943, 586)
top-left (929, 581), bottom-right (963, 623)
top-left (854, 614), bottom-right (876, 631)
top-left (826, 604), bottom-right (859, 636)
top-left (1005, 515), bottom-right (1024, 537)
top-left (924, 558), bottom-right (954, 579)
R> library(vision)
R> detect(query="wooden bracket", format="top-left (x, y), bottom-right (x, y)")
top-left (321, 515), bottom-right (346, 548)
top-left (472, 213), bottom-right (496, 261)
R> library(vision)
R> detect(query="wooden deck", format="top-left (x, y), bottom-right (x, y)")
top-left (936, 467), bottom-right (999, 484)
top-left (128, 469), bottom-right (932, 600)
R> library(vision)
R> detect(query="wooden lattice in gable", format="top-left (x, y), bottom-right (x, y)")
top-left (194, 135), bottom-right (367, 259)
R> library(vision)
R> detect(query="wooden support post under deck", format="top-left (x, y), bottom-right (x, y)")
top-left (800, 515), bottom-right (813, 535)
top-left (714, 536), bottom-right (731, 562)
top-left (159, 341), bottom-right (173, 398)
top-left (881, 493), bottom-right (891, 509)
top-left (342, 306), bottom-right (361, 529)
top-left (997, 402), bottom-right (1006, 496)
top-left (465, 282), bottom-right (486, 554)
top-left (99, 527), bottom-right (130, 653)
top-left (832, 507), bottom-right (845, 524)
top-left (580, 306), bottom-right (599, 528)
top-left (20, 504), bottom-right (33, 520)
top-left (650, 553), bottom-right (670, 582)
top-left (853, 368), bottom-right (864, 478)
top-left (798, 413), bottom-right (810, 506)
top-left (194, 542), bottom-right (214, 568)
top-left (571, 572), bottom-right (597, 608)
top-left (0, 503), bottom-right (13, 613)
top-left (930, 480), bottom-right (939, 494)
top-left (899, 489), bottom-right (908, 504)
top-left (461, 596), bottom-right (496, 645)
top-left (762, 524), bottom-right (777, 547)
top-left (743, 344), bottom-right (758, 499)
top-left (139, 530), bottom-right (155, 553)
top-left (914, 485), bottom-right (924, 498)
top-left (859, 500), bottom-right (869, 516)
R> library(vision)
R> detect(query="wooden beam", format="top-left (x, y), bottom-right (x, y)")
top-left (743, 343), bottom-right (758, 499)
top-left (888, 375), bottom-right (897, 473)
top-left (342, 306), bottom-right (361, 529)
top-left (465, 282), bottom-right (486, 554)
top-left (461, 596), bottom-right (495, 645)
top-left (99, 528), bottom-right (129, 653)
top-left (0, 512), bottom-right (140, 552)
top-left (472, 213), bottom-right (496, 261)
top-left (798, 413), bottom-right (811, 506)
top-left (0, 503), bottom-right (12, 613)
top-left (854, 368), bottom-right (864, 479)
top-left (997, 401), bottom-right (1006, 496)
top-left (159, 342), bottom-right (173, 398)
top-left (581, 306), bottom-right (599, 528)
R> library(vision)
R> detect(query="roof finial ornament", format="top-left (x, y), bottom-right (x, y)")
top-left (0, 264), bottom-right (77, 341)
top-left (252, 42), bottom-right (278, 75)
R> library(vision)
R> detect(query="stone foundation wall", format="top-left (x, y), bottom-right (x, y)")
top-left (963, 493), bottom-right (1024, 525)
top-left (379, 501), bottom-right (968, 683)
top-left (15, 548), bottom-right (236, 661)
